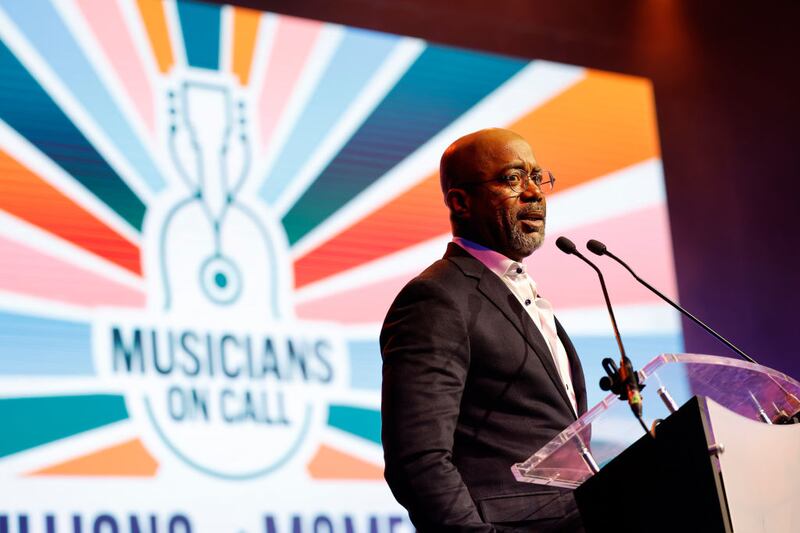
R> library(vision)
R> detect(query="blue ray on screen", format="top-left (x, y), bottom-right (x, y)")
top-left (2, 0), bottom-right (166, 193)
top-left (176, 0), bottom-right (222, 70)
top-left (0, 311), bottom-right (94, 376)
top-left (260, 28), bottom-right (401, 205)
top-left (346, 338), bottom-right (382, 391)
top-left (281, 45), bottom-right (528, 244)
top-left (0, 40), bottom-right (146, 229)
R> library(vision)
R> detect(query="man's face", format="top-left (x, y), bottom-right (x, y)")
top-left (456, 132), bottom-right (546, 261)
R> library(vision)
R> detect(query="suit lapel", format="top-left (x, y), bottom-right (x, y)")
top-left (557, 318), bottom-right (587, 416)
top-left (446, 244), bottom-right (577, 418)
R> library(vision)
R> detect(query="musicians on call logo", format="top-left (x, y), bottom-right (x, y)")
top-left (91, 73), bottom-right (349, 480)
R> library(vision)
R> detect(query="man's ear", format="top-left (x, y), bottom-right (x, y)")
top-left (446, 188), bottom-right (471, 220)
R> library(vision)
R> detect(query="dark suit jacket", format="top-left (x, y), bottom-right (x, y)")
top-left (380, 243), bottom-right (587, 532)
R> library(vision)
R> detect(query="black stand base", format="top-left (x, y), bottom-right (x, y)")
top-left (574, 397), bottom-right (732, 533)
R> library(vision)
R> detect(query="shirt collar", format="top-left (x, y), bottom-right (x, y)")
top-left (452, 237), bottom-right (527, 280)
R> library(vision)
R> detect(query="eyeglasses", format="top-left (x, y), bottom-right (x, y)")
top-left (460, 169), bottom-right (556, 194)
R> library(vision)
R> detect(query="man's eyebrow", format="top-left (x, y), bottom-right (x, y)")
top-left (498, 161), bottom-right (541, 172)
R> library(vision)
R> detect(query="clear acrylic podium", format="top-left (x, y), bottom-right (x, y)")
top-left (512, 353), bottom-right (800, 532)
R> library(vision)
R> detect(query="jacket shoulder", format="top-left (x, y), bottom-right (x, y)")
top-left (391, 256), bottom-right (475, 303)
top-left (379, 258), bottom-right (472, 345)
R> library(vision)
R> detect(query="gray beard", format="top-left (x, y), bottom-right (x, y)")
top-left (509, 218), bottom-right (543, 257)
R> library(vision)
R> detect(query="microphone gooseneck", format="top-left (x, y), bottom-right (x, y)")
top-left (556, 237), bottom-right (645, 422)
top-left (585, 238), bottom-right (757, 365)
top-left (587, 238), bottom-right (800, 424)
top-left (556, 238), bottom-right (626, 360)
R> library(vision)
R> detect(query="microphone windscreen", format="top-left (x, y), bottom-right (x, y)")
top-left (555, 236), bottom-right (577, 255)
top-left (587, 239), bottom-right (607, 255)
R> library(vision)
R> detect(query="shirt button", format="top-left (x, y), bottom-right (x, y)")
top-left (516, 267), bottom-right (523, 274)
top-left (524, 299), bottom-right (531, 306)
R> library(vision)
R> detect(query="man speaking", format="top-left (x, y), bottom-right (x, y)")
top-left (380, 128), bottom-right (586, 532)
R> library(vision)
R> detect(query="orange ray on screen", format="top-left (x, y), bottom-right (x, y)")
top-left (513, 69), bottom-right (660, 189)
top-left (293, 173), bottom-right (448, 288)
top-left (136, 0), bottom-right (175, 73)
top-left (0, 150), bottom-right (141, 275)
top-left (294, 204), bottom-right (674, 322)
top-left (28, 439), bottom-right (158, 477)
top-left (307, 444), bottom-right (383, 480)
top-left (231, 6), bottom-right (261, 85)
top-left (292, 70), bottom-right (660, 289)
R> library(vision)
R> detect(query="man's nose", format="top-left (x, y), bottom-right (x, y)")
top-left (519, 179), bottom-right (545, 201)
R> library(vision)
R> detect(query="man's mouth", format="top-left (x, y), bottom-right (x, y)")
top-left (517, 210), bottom-right (545, 232)
top-left (518, 211), bottom-right (545, 222)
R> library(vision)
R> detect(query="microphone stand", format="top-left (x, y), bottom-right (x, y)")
top-left (555, 237), bottom-right (649, 435)
top-left (586, 238), bottom-right (800, 424)
top-left (587, 240), bottom-right (755, 364)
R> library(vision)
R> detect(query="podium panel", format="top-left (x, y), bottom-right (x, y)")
top-left (574, 396), bottom-right (800, 532)
top-left (512, 353), bottom-right (800, 489)
top-left (575, 396), bottom-right (731, 532)
top-left (512, 354), bottom-right (800, 532)
top-left (707, 398), bottom-right (800, 531)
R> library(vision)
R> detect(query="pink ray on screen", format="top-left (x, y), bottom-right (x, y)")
top-left (528, 204), bottom-right (678, 310)
top-left (0, 236), bottom-right (145, 308)
top-left (257, 15), bottom-right (322, 150)
top-left (294, 272), bottom-right (411, 323)
top-left (294, 204), bottom-right (676, 323)
top-left (75, 0), bottom-right (155, 132)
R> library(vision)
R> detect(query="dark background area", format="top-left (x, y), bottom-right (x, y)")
top-left (221, 0), bottom-right (799, 376)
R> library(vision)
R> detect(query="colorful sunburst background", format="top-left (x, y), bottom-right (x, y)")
top-left (0, 0), bottom-right (683, 529)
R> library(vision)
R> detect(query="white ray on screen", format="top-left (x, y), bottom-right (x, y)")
top-left (0, 211), bottom-right (145, 292)
top-left (288, 61), bottom-right (588, 260)
top-left (294, 233), bottom-right (449, 304)
top-left (320, 426), bottom-right (384, 467)
top-left (0, 291), bottom-right (93, 322)
top-left (52, 0), bottom-right (171, 187)
top-left (0, 8), bottom-right (155, 206)
top-left (162, 0), bottom-right (188, 68)
top-left (0, 377), bottom-right (135, 399)
top-left (338, 323), bottom-right (383, 340)
top-left (118, 0), bottom-right (163, 86)
top-left (557, 303), bottom-right (681, 336)
top-left (330, 389), bottom-right (382, 410)
top-left (218, 4), bottom-right (234, 75)
top-left (292, 157), bottom-right (668, 305)
top-left (0, 120), bottom-right (141, 246)
top-left (248, 24), bottom-right (346, 194)
top-left (242, 12), bottom-right (278, 106)
top-left (271, 37), bottom-right (426, 217)
top-left (546, 158), bottom-right (667, 233)
top-left (118, 0), bottom-right (178, 153)
top-left (0, 418), bottom-right (140, 477)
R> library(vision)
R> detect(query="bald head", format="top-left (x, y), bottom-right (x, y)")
top-left (438, 127), bottom-right (546, 260)
top-left (439, 128), bottom-right (529, 196)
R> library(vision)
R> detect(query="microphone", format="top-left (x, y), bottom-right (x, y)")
top-left (585, 239), bottom-right (758, 365)
top-left (587, 238), bottom-right (800, 424)
top-left (556, 237), bottom-right (644, 419)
